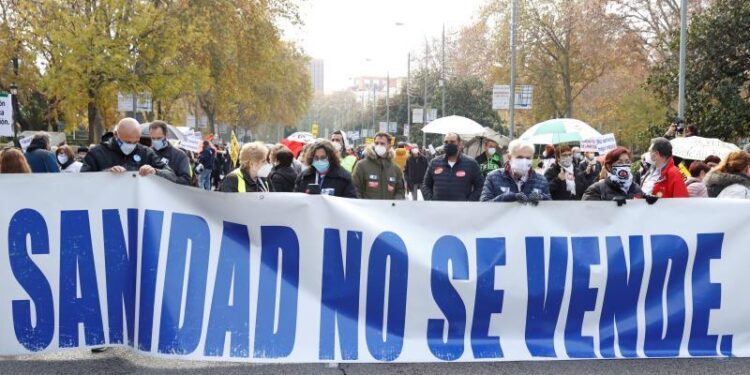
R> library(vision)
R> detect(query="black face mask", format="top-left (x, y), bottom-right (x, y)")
top-left (444, 143), bottom-right (458, 157)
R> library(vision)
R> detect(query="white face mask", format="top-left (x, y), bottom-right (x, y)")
top-left (333, 142), bottom-right (343, 152)
top-left (411, 148), bottom-right (419, 155)
top-left (258, 163), bottom-right (272, 178)
top-left (510, 158), bottom-right (532, 177)
top-left (488, 147), bottom-right (496, 156)
top-left (57, 154), bottom-right (69, 164)
top-left (374, 145), bottom-right (387, 157)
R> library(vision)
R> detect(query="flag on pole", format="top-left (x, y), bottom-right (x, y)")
top-left (230, 130), bottom-right (240, 168)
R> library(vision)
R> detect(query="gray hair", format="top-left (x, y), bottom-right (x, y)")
top-left (508, 139), bottom-right (534, 156)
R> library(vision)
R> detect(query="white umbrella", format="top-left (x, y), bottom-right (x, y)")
top-left (287, 131), bottom-right (315, 143)
top-left (421, 115), bottom-right (485, 135)
top-left (519, 118), bottom-right (601, 145)
top-left (670, 136), bottom-right (739, 160)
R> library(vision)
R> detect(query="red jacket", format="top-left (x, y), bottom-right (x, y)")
top-left (652, 157), bottom-right (689, 198)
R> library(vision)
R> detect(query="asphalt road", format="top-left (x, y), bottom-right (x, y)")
top-left (1, 349), bottom-right (748, 375)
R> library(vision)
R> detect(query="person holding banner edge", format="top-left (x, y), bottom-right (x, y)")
top-left (480, 139), bottom-right (550, 204)
top-left (81, 118), bottom-right (176, 182)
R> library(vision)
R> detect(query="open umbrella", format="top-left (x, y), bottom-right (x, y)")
top-left (287, 131), bottom-right (315, 143)
top-left (670, 136), bottom-right (739, 160)
top-left (519, 118), bottom-right (601, 145)
top-left (421, 116), bottom-right (485, 135)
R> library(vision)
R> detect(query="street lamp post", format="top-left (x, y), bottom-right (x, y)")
top-left (9, 82), bottom-right (18, 140)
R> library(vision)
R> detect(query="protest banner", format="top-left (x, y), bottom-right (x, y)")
top-left (0, 174), bottom-right (744, 362)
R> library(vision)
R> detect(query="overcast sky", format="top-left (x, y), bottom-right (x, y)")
top-left (281, 0), bottom-right (487, 93)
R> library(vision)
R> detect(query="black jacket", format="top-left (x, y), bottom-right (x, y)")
top-left (294, 165), bottom-right (357, 198)
top-left (155, 144), bottom-right (192, 185)
top-left (269, 166), bottom-right (298, 192)
top-left (582, 179), bottom-right (644, 201)
top-left (422, 154), bottom-right (484, 201)
top-left (81, 138), bottom-right (177, 182)
top-left (218, 170), bottom-right (270, 193)
top-left (544, 162), bottom-right (586, 200)
top-left (404, 155), bottom-right (428, 186)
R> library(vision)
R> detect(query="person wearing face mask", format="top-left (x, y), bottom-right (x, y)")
top-left (480, 139), bottom-right (550, 204)
top-left (295, 140), bottom-right (357, 198)
top-left (148, 121), bottom-right (192, 185)
top-left (422, 133), bottom-right (484, 201)
top-left (404, 145), bottom-right (428, 200)
top-left (475, 139), bottom-right (502, 177)
top-left (583, 147), bottom-right (645, 203)
top-left (544, 145), bottom-right (586, 200)
top-left (635, 152), bottom-right (652, 185)
top-left (640, 137), bottom-right (688, 198)
top-left (351, 133), bottom-right (405, 200)
top-left (55, 145), bottom-right (83, 173)
top-left (331, 130), bottom-right (358, 174)
top-left (578, 151), bottom-right (602, 191)
top-left (81, 118), bottom-right (176, 182)
top-left (219, 142), bottom-right (271, 193)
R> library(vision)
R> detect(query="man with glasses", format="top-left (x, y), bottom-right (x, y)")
top-left (480, 139), bottom-right (550, 204)
top-left (352, 132), bottom-right (405, 199)
top-left (422, 132), bottom-right (484, 201)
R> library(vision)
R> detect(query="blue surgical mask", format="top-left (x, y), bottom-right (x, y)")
top-left (152, 138), bottom-right (168, 151)
top-left (116, 138), bottom-right (137, 155)
top-left (312, 159), bottom-right (330, 173)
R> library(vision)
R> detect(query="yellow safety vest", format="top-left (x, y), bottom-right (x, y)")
top-left (230, 168), bottom-right (246, 193)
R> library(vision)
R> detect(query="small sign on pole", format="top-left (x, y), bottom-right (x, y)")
top-left (0, 93), bottom-right (13, 137)
top-left (492, 85), bottom-right (533, 110)
top-left (403, 124), bottom-right (410, 137)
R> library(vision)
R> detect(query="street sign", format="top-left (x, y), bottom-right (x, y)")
top-left (0, 93), bottom-right (13, 137)
top-left (379, 122), bottom-right (388, 133)
top-left (492, 85), bottom-right (533, 110)
top-left (117, 93), bottom-right (134, 112)
top-left (388, 122), bottom-right (397, 134)
top-left (412, 108), bottom-right (423, 124)
top-left (403, 124), bottom-right (410, 137)
top-left (136, 93), bottom-right (152, 112)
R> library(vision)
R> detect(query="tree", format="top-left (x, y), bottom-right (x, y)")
top-left (648, 0), bottom-right (750, 141)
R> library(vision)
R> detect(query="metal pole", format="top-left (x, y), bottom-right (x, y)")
top-left (423, 40), bottom-right (428, 148)
top-left (372, 81), bottom-right (376, 135)
top-left (508, 0), bottom-right (518, 139)
top-left (407, 52), bottom-right (411, 142)
top-left (441, 24), bottom-right (446, 118)
top-left (386, 72), bottom-right (390, 131)
top-left (677, 0), bottom-right (688, 119)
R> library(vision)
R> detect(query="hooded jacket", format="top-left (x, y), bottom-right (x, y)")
top-left (704, 171), bottom-right (750, 199)
top-left (24, 137), bottom-right (60, 173)
top-left (351, 145), bottom-right (405, 200)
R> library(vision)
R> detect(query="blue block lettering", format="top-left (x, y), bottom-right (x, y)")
top-left (471, 237), bottom-right (505, 359)
top-left (138, 210), bottom-right (164, 351)
top-left (8, 209), bottom-right (54, 351)
top-left (565, 237), bottom-right (600, 358)
top-left (102, 209), bottom-right (138, 346)
top-left (427, 236), bottom-right (468, 361)
top-left (319, 229), bottom-right (362, 360)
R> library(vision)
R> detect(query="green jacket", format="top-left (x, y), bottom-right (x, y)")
top-left (352, 145), bottom-right (406, 200)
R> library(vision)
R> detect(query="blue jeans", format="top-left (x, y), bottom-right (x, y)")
top-left (199, 168), bottom-right (213, 190)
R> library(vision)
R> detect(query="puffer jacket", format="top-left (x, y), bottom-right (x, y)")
top-left (351, 145), bottom-right (405, 200)
top-left (704, 171), bottom-right (750, 199)
top-left (480, 165), bottom-right (551, 202)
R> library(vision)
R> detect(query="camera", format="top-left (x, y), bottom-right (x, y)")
top-left (675, 118), bottom-right (685, 134)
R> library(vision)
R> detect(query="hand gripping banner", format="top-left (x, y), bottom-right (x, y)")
top-left (0, 174), bottom-right (744, 362)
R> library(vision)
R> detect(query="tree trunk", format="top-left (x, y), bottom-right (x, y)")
top-left (87, 99), bottom-right (103, 144)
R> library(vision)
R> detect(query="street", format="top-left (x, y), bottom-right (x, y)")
top-left (1, 348), bottom-right (748, 375)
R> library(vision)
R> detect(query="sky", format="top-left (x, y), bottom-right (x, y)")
top-left (281, 0), bottom-right (487, 93)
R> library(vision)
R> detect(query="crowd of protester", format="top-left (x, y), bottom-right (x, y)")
top-left (2, 117), bottom-right (750, 203)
